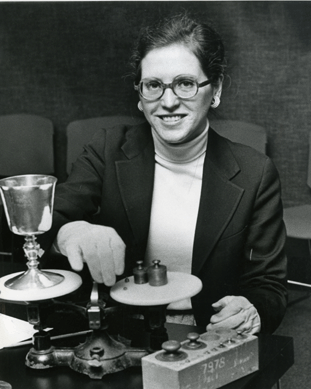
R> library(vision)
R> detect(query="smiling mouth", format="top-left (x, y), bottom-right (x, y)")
top-left (160, 115), bottom-right (186, 122)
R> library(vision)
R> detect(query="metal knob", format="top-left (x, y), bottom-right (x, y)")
top-left (163, 340), bottom-right (181, 354)
top-left (155, 340), bottom-right (187, 362)
top-left (183, 332), bottom-right (206, 350)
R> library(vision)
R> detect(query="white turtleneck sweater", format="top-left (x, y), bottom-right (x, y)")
top-left (145, 124), bottom-right (208, 311)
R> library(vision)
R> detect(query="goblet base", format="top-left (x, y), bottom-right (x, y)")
top-left (4, 268), bottom-right (64, 290)
top-left (0, 270), bottom-right (82, 301)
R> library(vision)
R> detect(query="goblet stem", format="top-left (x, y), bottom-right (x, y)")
top-left (4, 235), bottom-right (64, 291)
top-left (23, 235), bottom-right (42, 269)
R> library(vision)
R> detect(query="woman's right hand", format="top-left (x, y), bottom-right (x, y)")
top-left (55, 221), bottom-right (126, 286)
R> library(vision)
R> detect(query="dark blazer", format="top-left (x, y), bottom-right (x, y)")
top-left (41, 121), bottom-right (287, 333)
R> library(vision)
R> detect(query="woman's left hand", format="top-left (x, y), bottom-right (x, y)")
top-left (206, 295), bottom-right (261, 334)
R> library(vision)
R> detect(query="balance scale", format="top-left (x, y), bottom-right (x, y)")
top-left (0, 174), bottom-right (203, 379)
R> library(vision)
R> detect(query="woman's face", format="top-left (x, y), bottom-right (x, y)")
top-left (140, 44), bottom-right (222, 144)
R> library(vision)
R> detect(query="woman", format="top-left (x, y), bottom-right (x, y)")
top-left (45, 13), bottom-right (287, 334)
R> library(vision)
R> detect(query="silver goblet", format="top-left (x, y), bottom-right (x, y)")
top-left (0, 174), bottom-right (64, 291)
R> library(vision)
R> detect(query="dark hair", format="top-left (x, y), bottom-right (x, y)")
top-left (130, 13), bottom-right (226, 87)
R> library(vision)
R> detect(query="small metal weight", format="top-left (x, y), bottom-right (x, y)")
top-left (182, 332), bottom-right (206, 350)
top-left (147, 260), bottom-right (168, 286)
top-left (155, 340), bottom-right (187, 362)
top-left (133, 261), bottom-right (148, 284)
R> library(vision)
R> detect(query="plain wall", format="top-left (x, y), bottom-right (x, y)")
top-left (0, 1), bottom-right (310, 207)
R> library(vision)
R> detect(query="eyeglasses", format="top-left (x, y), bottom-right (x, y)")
top-left (134, 76), bottom-right (211, 101)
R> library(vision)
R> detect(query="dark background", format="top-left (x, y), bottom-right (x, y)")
top-left (0, 3), bottom-right (311, 387)
top-left (0, 1), bottom-right (311, 204)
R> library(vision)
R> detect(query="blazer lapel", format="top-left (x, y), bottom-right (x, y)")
top-left (115, 125), bottom-right (244, 273)
top-left (115, 123), bottom-right (155, 249)
top-left (192, 129), bottom-right (245, 275)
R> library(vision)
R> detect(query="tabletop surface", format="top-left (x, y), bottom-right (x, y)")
top-left (0, 321), bottom-right (294, 389)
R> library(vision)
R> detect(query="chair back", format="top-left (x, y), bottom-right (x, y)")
top-left (66, 116), bottom-right (144, 174)
top-left (210, 119), bottom-right (267, 154)
top-left (0, 114), bottom-right (54, 177)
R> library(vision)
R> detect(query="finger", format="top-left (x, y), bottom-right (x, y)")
top-left (235, 308), bottom-right (261, 334)
top-left (110, 237), bottom-right (125, 276)
top-left (97, 241), bottom-right (117, 286)
top-left (210, 304), bottom-right (241, 323)
top-left (65, 244), bottom-right (84, 271)
top-left (100, 259), bottom-right (116, 287)
top-left (81, 246), bottom-right (114, 285)
top-left (83, 256), bottom-right (107, 284)
top-left (234, 321), bottom-right (253, 333)
top-left (247, 322), bottom-right (261, 335)
top-left (211, 296), bottom-right (234, 310)
top-left (210, 312), bottom-right (246, 329)
top-left (207, 319), bottom-right (259, 334)
top-left (233, 316), bottom-right (260, 334)
top-left (244, 306), bottom-right (257, 322)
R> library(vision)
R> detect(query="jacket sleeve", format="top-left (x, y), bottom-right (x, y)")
top-left (239, 157), bottom-right (288, 333)
top-left (37, 129), bottom-right (107, 258)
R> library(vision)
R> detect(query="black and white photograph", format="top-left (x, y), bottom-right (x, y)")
top-left (0, 2), bottom-right (310, 389)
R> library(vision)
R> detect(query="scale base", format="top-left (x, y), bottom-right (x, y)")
top-left (26, 328), bottom-right (149, 379)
